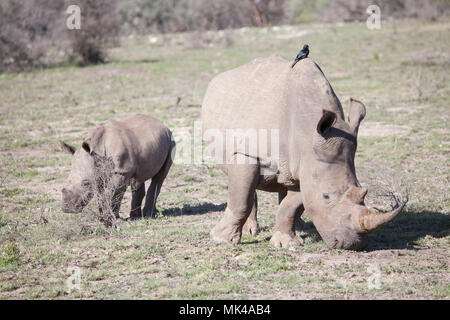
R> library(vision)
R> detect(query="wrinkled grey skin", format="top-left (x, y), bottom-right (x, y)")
top-left (201, 55), bottom-right (406, 250)
top-left (61, 114), bottom-right (175, 218)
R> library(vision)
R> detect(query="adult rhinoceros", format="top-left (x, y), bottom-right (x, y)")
top-left (201, 54), bottom-right (406, 250)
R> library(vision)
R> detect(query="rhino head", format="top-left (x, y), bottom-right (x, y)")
top-left (300, 98), bottom-right (405, 250)
top-left (60, 141), bottom-right (96, 213)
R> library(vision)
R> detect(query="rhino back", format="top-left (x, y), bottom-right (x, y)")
top-left (88, 115), bottom-right (171, 182)
top-left (202, 55), bottom-right (343, 132)
top-left (121, 114), bottom-right (172, 182)
top-left (201, 55), bottom-right (344, 180)
top-left (202, 54), bottom-right (290, 132)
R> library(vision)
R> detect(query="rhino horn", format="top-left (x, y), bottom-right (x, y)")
top-left (357, 201), bottom-right (407, 233)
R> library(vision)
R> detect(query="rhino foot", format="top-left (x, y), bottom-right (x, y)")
top-left (128, 208), bottom-right (143, 220)
top-left (294, 217), bottom-right (305, 231)
top-left (210, 208), bottom-right (242, 245)
top-left (242, 218), bottom-right (259, 236)
top-left (270, 231), bottom-right (304, 249)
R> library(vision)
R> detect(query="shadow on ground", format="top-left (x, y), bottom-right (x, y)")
top-left (300, 210), bottom-right (450, 251)
top-left (112, 58), bottom-right (160, 65)
top-left (162, 202), bottom-right (226, 216)
top-left (366, 210), bottom-right (450, 251)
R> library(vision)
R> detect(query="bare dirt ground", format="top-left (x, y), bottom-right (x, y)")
top-left (0, 19), bottom-right (449, 299)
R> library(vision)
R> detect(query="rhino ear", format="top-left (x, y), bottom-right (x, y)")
top-left (348, 98), bottom-right (366, 136)
top-left (60, 141), bottom-right (76, 155)
top-left (317, 110), bottom-right (337, 136)
top-left (81, 139), bottom-right (91, 154)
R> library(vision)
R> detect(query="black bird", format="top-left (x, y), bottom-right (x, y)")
top-left (291, 44), bottom-right (309, 68)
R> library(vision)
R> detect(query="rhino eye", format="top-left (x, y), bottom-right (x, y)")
top-left (323, 193), bottom-right (330, 199)
top-left (81, 180), bottom-right (92, 188)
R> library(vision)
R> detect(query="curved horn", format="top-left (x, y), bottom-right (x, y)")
top-left (358, 202), bottom-right (406, 233)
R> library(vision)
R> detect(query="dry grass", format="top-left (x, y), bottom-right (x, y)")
top-left (88, 155), bottom-right (120, 229)
top-left (357, 164), bottom-right (409, 212)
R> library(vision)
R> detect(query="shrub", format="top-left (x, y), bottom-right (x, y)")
top-left (0, 0), bottom-right (121, 72)
top-left (90, 155), bottom-right (121, 228)
top-left (319, 0), bottom-right (450, 23)
top-left (119, 0), bottom-right (286, 34)
top-left (0, 0), bottom-right (65, 72)
top-left (81, 154), bottom-right (123, 229)
top-left (0, 243), bottom-right (20, 265)
top-left (66, 0), bottom-right (120, 65)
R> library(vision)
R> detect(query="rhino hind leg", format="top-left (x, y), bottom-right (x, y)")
top-left (210, 154), bottom-right (259, 245)
top-left (129, 180), bottom-right (145, 219)
top-left (242, 192), bottom-right (258, 236)
top-left (143, 150), bottom-right (173, 218)
top-left (270, 190), bottom-right (305, 249)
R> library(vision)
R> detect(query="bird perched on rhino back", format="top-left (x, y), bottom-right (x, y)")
top-left (291, 44), bottom-right (309, 68)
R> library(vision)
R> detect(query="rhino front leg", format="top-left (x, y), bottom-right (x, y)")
top-left (130, 180), bottom-right (145, 219)
top-left (242, 192), bottom-right (258, 236)
top-left (270, 189), bottom-right (304, 249)
top-left (279, 190), bottom-right (305, 231)
top-left (110, 174), bottom-right (129, 219)
top-left (96, 174), bottom-right (128, 225)
top-left (210, 154), bottom-right (259, 245)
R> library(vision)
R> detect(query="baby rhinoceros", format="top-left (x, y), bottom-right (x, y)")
top-left (60, 114), bottom-right (175, 220)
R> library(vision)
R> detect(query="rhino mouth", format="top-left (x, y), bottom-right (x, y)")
top-left (61, 197), bottom-right (90, 213)
top-left (61, 204), bottom-right (83, 213)
top-left (328, 235), bottom-right (368, 251)
top-left (61, 187), bottom-right (93, 213)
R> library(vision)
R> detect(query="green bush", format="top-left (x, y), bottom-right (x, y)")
top-left (0, 243), bottom-right (20, 265)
